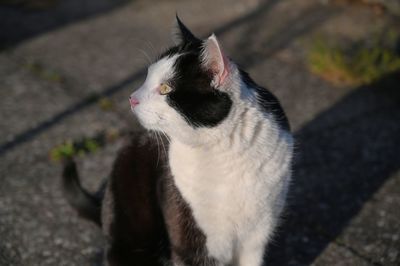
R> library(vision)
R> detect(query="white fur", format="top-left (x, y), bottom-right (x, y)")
top-left (169, 75), bottom-right (293, 266)
top-left (131, 45), bottom-right (293, 266)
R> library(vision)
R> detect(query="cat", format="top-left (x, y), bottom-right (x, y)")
top-left (62, 16), bottom-right (293, 266)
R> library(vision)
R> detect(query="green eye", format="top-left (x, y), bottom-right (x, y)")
top-left (160, 83), bottom-right (173, 95)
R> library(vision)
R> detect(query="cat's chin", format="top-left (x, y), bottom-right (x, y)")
top-left (133, 115), bottom-right (162, 133)
top-left (131, 108), bottom-right (149, 128)
top-left (131, 113), bottom-right (148, 130)
top-left (135, 118), bottom-right (154, 131)
top-left (131, 108), bottom-right (170, 134)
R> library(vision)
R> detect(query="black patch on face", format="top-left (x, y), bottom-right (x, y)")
top-left (158, 46), bottom-right (181, 61)
top-left (163, 43), bottom-right (232, 128)
top-left (157, 36), bottom-right (200, 62)
top-left (239, 69), bottom-right (290, 131)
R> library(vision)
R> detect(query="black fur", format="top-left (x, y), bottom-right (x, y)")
top-left (167, 51), bottom-right (232, 128)
top-left (62, 132), bottom-right (214, 266)
top-left (62, 158), bottom-right (102, 226)
top-left (163, 22), bottom-right (233, 128)
top-left (105, 134), bottom-right (170, 266)
top-left (175, 15), bottom-right (199, 44)
top-left (62, 134), bottom-right (171, 266)
top-left (161, 19), bottom-right (286, 130)
top-left (159, 171), bottom-right (218, 266)
top-left (239, 69), bottom-right (290, 131)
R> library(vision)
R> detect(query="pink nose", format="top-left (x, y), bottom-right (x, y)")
top-left (129, 96), bottom-right (139, 107)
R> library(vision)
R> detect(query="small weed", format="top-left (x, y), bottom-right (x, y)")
top-left (24, 61), bottom-right (64, 83)
top-left (329, 0), bottom-right (400, 16)
top-left (308, 31), bottom-right (400, 86)
top-left (49, 129), bottom-right (123, 162)
top-left (50, 141), bottom-right (76, 161)
top-left (98, 97), bottom-right (114, 111)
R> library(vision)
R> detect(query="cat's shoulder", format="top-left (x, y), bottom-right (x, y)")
top-left (239, 69), bottom-right (290, 131)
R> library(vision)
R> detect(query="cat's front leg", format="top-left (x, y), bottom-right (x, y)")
top-left (171, 251), bottom-right (219, 266)
top-left (238, 245), bottom-right (265, 266)
top-left (237, 225), bottom-right (271, 266)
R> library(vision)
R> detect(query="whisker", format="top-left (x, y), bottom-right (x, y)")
top-left (152, 131), bottom-right (161, 167)
top-left (124, 36), bottom-right (156, 63)
top-left (157, 131), bottom-right (168, 160)
top-left (145, 39), bottom-right (157, 61)
top-left (136, 48), bottom-right (152, 65)
top-left (160, 131), bottom-right (171, 142)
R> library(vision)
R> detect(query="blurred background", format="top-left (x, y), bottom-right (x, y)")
top-left (1, 0), bottom-right (400, 265)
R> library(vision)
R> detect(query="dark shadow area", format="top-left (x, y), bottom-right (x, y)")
top-left (0, 0), bottom-right (128, 49)
top-left (266, 73), bottom-right (400, 265)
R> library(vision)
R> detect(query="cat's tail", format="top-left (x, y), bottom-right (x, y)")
top-left (62, 158), bottom-right (102, 226)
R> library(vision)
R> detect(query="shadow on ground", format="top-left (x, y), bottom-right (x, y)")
top-left (0, 0), bottom-right (129, 49)
top-left (266, 73), bottom-right (400, 265)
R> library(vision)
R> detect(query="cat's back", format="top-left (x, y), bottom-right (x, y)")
top-left (102, 132), bottom-right (170, 266)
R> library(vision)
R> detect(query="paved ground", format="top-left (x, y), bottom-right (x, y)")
top-left (0, 0), bottom-right (399, 265)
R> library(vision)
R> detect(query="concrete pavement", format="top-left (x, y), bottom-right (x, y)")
top-left (1, 0), bottom-right (399, 265)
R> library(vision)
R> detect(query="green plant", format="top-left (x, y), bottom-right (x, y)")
top-left (50, 137), bottom-right (101, 161)
top-left (50, 141), bottom-right (76, 161)
top-left (308, 32), bottom-right (400, 86)
top-left (49, 129), bottom-right (124, 162)
top-left (24, 61), bottom-right (63, 83)
top-left (98, 97), bottom-right (114, 111)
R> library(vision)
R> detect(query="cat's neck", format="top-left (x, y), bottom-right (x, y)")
top-left (169, 104), bottom-right (287, 157)
top-left (168, 104), bottom-right (293, 189)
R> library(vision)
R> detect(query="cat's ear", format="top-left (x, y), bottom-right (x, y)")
top-left (201, 34), bottom-right (230, 88)
top-left (174, 15), bottom-right (199, 44)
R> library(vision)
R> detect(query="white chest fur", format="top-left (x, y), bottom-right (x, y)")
top-left (168, 114), bottom-right (293, 266)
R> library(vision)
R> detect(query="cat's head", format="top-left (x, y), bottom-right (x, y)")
top-left (130, 17), bottom-right (243, 144)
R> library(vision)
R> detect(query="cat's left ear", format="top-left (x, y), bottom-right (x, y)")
top-left (174, 15), bottom-right (199, 44)
top-left (201, 34), bottom-right (230, 88)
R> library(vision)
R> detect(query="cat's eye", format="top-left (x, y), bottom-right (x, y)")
top-left (159, 83), bottom-right (173, 95)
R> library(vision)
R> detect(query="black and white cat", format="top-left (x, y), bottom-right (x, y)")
top-left (62, 17), bottom-right (293, 266)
